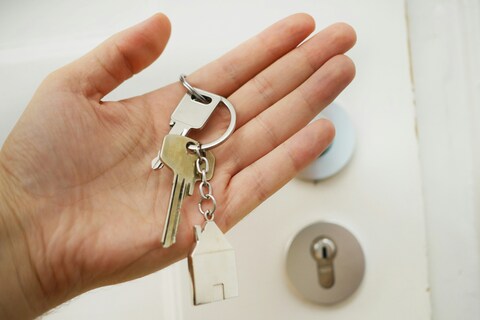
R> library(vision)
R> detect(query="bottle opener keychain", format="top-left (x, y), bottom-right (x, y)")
top-left (151, 75), bottom-right (238, 305)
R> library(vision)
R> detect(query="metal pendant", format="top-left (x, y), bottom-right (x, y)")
top-left (188, 221), bottom-right (239, 305)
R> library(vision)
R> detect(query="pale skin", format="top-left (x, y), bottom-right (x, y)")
top-left (0, 13), bottom-right (355, 319)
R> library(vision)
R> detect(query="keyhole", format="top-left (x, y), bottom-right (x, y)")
top-left (311, 237), bottom-right (337, 289)
top-left (322, 246), bottom-right (328, 259)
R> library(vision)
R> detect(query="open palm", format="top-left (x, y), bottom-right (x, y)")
top-left (0, 13), bottom-right (355, 308)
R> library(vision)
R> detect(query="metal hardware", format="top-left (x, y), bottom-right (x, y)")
top-left (180, 74), bottom-right (209, 104)
top-left (286, 221), bottom-right (365, 305)
top-left (159, 135), bottom-right (215, 247)
top-left (188, 221), bottom-right (239, 305)
top-left (187, 132), bottom-right (239, 305)
top-left (151, 75), bottom-right (237, 169)
top-left (187, 94), bottom-right (236, 151)
top-left (311, 237), bottom-right (336, 289)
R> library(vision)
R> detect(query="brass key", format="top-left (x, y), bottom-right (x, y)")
top-left (160, 134), bottom-right (215, 247)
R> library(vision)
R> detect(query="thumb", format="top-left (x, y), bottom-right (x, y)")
top-left (61, 13), bottom-right (171, 100)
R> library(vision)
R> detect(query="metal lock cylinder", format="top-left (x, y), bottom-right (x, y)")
top-left (286, 222), bottom-right (365, 305)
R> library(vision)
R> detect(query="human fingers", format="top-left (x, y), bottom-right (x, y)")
top-left (221, 119), bottom-right (335, 229)
top-left (219, 54), bottom-right (355, 176)
top-left (229, 22), bottom-right (356, 129)
top-left (53, 13), bottom-right (171, 100)
top-left (143, 13), bottom-right (315, 107)
top-left (163, 22), bottom-right (355, 151)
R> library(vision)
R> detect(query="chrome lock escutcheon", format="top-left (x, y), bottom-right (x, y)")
top-left (286, 222), bottom-right (365, 305)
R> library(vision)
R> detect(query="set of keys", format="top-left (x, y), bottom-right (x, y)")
top-left (151, 75), bottom-right (239, 305)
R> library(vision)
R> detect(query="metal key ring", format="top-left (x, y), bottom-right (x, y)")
top-left (197, 96), bottom-right (236, 150)
top-left (180, 74), bottom-right (209, 104)
top-left (180, 76), bottom-right (237, 151)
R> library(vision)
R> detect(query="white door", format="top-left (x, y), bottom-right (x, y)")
top-left (0, 1), bottom-right (433, 319)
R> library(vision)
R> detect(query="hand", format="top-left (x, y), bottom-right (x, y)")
top-left (0, 13), bottom-right (355, 318)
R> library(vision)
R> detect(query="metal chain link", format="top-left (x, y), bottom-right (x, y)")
top-left (194, 148), bottom-right (217, 221)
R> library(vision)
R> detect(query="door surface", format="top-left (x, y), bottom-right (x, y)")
top-left (0, 1), bottom-right (431, 319)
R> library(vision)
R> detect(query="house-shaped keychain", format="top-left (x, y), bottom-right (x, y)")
top-left (188, 221), bottom-right (238, 305)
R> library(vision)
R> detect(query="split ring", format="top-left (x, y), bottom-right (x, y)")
top-left (179, 74), bottom-right (209, 104)
top-left (179, 79), bottom-right (236, 151)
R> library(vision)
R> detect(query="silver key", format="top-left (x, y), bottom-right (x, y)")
top-left (160, 134), bottom-right (215, 247)
top-left (151, 89), bottom-right (221, 169)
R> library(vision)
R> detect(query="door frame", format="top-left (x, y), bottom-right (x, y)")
top-left (406, 0), bottom-right (480, 318)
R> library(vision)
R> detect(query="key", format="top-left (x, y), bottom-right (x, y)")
top-left (160, 134), bottom-right (215, 247)
top-left (151, 90), bottom-right (222, 169)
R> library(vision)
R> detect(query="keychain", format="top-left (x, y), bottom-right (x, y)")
top-left (151, 75), bottom-right (238, 305)
top-left (188, 145), bottom-right (238, 305)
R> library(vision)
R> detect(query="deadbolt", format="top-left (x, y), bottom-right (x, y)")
top-left (286, 222), bottom-right (365, 305)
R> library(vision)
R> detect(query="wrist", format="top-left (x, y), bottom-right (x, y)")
top-left (0, 162), bottom-right (47, 319)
